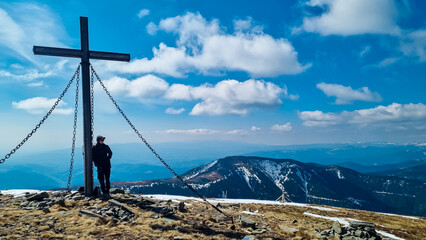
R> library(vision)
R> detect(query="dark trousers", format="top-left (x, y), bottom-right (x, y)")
top-left (97, 166), bottom-right (111, 194)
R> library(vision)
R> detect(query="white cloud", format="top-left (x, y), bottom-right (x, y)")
top-left (400, 29), bottom-right (426, 62)
top-left (165, 107), bottom-right (185, 115)
top-left (0, 4), bottom-right (67, 63)
top-left (301, 0), bottom-right (400, 36)
top-left (164, 129), bottom-right (218, 135)
top-left (165, 79), bottom-right (285, 115)
top-left (317, 82), bottom-right (382, 104)
top-left (12, 97), bottom-right (72, 115)
top-left (104, 12), bottom-right (309, 78)
top-left (146, 22), bottom-right (158, 35)
top-left (299, 103), bottom-right (426, 127)
top-left (359, 46), bottom-right (371, 57)
top-left (250, 126), bottom-right (260, 131)
top-left (271, 122), bottom-right (292, 131)
top-left (376, 57), bottom-right (400, 67)
top-left (98, 74), bottom-right (288, 116)
top-left (97, 74), bottom-right (169, 99)
top-left (227, 129), bottom-right (248, 135)
top-left (137, 9), bottom-right (150, 19)
top-left (26, 81), bottom-right (44, 87)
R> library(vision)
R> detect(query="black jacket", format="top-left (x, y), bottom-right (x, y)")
top-left (92, 143), bottom-right (112, 168)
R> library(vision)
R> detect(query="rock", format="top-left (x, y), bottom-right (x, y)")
top-left (55, 199), bottom-right (66, 207)
top-left (213, 214), bottom-right (228, 222)
top-left (178, 202), bottom-right (186, 212)
top-left (240, 215), bottom-right (256, 229)
top-left (109, 188), bottom-right (125, 194)
top-left (162, 217), bottom-right (178, 224)
top-left (278, 225), bottom-right (298, 233)
top-left (332, 221), bottom-right (342, 234)
top-left (108, 199), bottom-right (134, 215)
top-left (26, 192), bottom-right (49, 201)
top-left (292, 219), bottom-right (298, 224)
top-left (78, 186), bottom-right (84, 192)
top-left (79, 209), bottom-right (106, 222)
top-left (42, 208), bottom-right (51, 214)
top-left (350, 221), bottom-right (375, 229)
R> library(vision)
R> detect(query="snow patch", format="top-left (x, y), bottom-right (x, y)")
top-left (241, 210), bottom-right (262, 216)
top-left (183, 159), bottom-right (218, 181)
top-left (236, 165), bottom-right (261, 191)
top-left (1, 189), bottom-right (42, 197)
top-left (376, 230), bottom-right (405, 240)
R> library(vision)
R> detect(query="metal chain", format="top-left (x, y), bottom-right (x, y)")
top-left (67, 68), bottom-right (80, 191)
top-left (90, 68), bottom-right (95, 143)
top-left (90, 65), bottom-right (231, 220)
top-left (0, 65), bottom-right (81, 164)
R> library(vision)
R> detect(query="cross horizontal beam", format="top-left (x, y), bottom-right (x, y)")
top-left (33, 46), bottom-right (130, 62)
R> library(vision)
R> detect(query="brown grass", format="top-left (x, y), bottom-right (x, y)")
top-left (0, 194), bottom-right (425, 239)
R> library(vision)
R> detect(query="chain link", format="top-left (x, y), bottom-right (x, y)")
top-left (90, 68), bottom-right (95, 143)
top-left (90, 65), bottom-right (231, 220)
top-left (0, 65), bottom-right (81, 164)
top-left (67, 67), bottom-right (80, 191)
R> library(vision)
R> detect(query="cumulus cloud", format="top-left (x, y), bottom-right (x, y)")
top-left (165, 79), bottom-right (285, 115)
top-left (250, 126), bottom-right (260, 131)
top-left (137, 9), bottom-right (149, 19)
top-left (12, 97), bottom-right (72, 115)
top-left (165, 107), bottom-right (185, 115)
top-left (300, 0), bottom-right (400, 36)
top-left (96, 74), bottom-right (169, 99)
top-left (299, 103), bottom-right (426, 127)
top-left (317, 82), bottom-right (382, 104)
top-left (99, 74), bottom-right (288, 115)
top-left (271, 122), bottom-right (292, 131)
top-left (105, 12), bottom-right (309, 77)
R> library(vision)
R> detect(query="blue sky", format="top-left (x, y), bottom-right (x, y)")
top-left (0, 0), bottom-right (425, 153)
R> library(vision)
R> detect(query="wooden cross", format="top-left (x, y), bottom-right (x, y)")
top-left (33, 17), bottom-right (130, 196)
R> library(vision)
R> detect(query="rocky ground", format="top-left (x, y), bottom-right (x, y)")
top-left (0, 189), bottom-right (424, 239)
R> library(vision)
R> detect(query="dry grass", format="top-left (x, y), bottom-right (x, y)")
top-left (0, 194), bottom-right (425, 239)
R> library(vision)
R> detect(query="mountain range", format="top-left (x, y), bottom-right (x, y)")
top-left (114, 156), bottom-right (426, 217)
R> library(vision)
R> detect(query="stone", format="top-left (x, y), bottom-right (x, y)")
top-left (162, 217), bottom-right (178, 224)
top-left (42, 208), bottom-right (51, 214)
top-left (108, 199), bottom-right (134, 215)
top-left (55, 199), bottom-right (66, 207)
top-left (292, 219), bottom-right (298, 224)
top-left (79, 209), bottom-right (106, 222)
top-left (109, 188), bottom-right (125, 194)
top-left (332, 221), bottom-right (342, 234)
top-left (278, 225), bottom-right (298, 233)
top-left (350, 221), bottom-right (375, 229)
top-left (26, 192), bottom-right (49, 201)
top-left (178, 201), bottom-right (186, 212)
top-left (240, 215), bottom-right (256, 229)
top-left (213, 214), bottom-right (228, 222)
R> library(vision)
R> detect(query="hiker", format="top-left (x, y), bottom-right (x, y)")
top-left (93, 135), bottom-right (113, 195)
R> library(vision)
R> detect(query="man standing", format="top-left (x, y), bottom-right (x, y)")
top-left (93, 135), bottom-right (113, 195)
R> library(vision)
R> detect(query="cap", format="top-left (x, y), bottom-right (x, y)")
top-left (96, 135), bottom-right (105, 142)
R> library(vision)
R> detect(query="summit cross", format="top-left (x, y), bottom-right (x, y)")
top-left (33, 16), bottom-right (130, 196)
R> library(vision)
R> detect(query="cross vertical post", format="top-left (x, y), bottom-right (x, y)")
top-left (80, 17), bottom-right (93, 197)
top-left (33, 16), bottom-right (130, 196)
